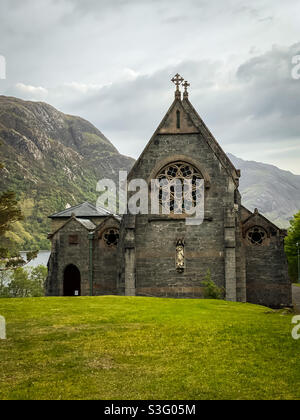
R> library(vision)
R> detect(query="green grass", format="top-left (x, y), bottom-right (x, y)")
top-left (0, 297), bottom-right (299, 400)
top-left (293, 283), bottom-right (300, 288)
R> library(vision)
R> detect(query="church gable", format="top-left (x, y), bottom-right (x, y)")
top-left (157, 99), bottom-right (199, 135)
top-left (242, 208), bottom-right (282, 238)
top-left (94, 215), bottom-right (120, 245)
top-left (48, 215), bottom-right (96, 239)
top-left (128, 74), bottom-right (240, 190)
top-left (94, 215), bottom-right (121, 232)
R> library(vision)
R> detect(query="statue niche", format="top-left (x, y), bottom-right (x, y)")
top-left (176, 239), bottom-right (185, 273)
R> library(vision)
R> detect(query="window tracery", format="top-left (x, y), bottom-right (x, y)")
top-left (247, 226), bottom-right (267, 246)
top-left (103, 228), bottom-right (119, 247)
top-left (157, 162), bottom-right (203, 214)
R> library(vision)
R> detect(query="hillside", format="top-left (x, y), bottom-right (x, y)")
top-left (0, 296), bottom-right (299, 400)
top-left (0, 96), bottom-right (134, 249)
top-left (228, 154), bottom-right (300, 228)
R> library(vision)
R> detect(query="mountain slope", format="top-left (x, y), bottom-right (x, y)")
top-left (0, 96), bottom-right (134, 249)
top-left (228, 153), bottom-right (300, 228)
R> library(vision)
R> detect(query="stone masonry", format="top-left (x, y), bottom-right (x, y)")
top-left (46, 77), bottom-right (291, 308)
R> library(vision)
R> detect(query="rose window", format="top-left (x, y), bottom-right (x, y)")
top-left (157, 162), bottom-right (203, 213)
top-left (247, 226), bottom-right (267, 246)
top-left (103, 229), bottom-right (119, 247)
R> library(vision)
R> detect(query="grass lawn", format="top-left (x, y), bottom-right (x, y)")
top-left (293, 283), bottom-right (300, 288)
top-left (0, 296), bottom-right (299, 400)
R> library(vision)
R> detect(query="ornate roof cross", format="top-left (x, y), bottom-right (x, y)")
top-left (183, 80), bottom-right (190, 98)
top-left (171, 73), bottom-right (184, 99)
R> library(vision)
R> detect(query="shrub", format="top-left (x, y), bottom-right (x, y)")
top-left (202, 270), bottom-right (224, 300)
top-left (285, 210), bottom-right (300, 283)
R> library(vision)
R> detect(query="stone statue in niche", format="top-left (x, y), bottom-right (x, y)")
top-left (176, 240), bottom-right (185, 273)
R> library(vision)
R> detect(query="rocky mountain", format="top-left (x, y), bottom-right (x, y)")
top-left (228, 153), bottom-right (300, 228)
top-left (0, 96), bottom-right (134, 250)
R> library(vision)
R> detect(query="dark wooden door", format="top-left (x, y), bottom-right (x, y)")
top-left (63, 265), bottom-right (81, 296)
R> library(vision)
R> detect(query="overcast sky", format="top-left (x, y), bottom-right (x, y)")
top-left (0, 0), bottom-right (300, 174)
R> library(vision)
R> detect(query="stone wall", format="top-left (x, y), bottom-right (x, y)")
top-left (242, 211), bottom-right (291, 308)
top-left (245, 234), bottom-right (291, 308)
top-left (46, 219), bottom-right (90, 296)
top-left (119, 125), bottom-right (239, 298)
top-left (93, 218), bottom-right (120, 295)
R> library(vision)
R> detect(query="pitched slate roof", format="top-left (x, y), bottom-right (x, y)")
top-left (76, 218), bottom-right (96, 230)
top-left (49, 202), bottom-right (111, 219)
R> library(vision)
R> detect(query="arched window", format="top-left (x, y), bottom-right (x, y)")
top-left (156, 161), bottom-right (203, 214)
top-left (176, 110), bottom-right (181, 129)
top-left (246, 226), bottom-right (267, 246)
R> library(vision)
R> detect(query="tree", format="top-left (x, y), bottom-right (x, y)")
top-left (285, 210), bottom-right (300, 283)
top-left (28, 265), bottom-right (47, 297)
top-left (0, 190), bottom-right (23, 261)
top-left (0, 191), bottom-right (23, 238)
top-left (0, 265), bottom-right (47, 298)
top-left (0, 271), bottom-right (10, 298)
top-left (0, 145), bottom-right (38, 270)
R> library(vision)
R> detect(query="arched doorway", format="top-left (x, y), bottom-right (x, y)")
top-left (63, 265), bottom-right (81, 296)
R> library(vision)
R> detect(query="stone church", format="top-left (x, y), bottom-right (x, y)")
top-left (46, 75), bottom-right (291, 308)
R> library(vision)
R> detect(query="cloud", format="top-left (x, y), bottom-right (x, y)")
top-left (0, 1), bottom-right (300, 173)
top-left (41, 43), bottom-right (300, 173)
top-left (62, 82), bottom-right (105, 94)
top-left (5, 42), bottom-right (300, 174)
top-left (13, 83), bottom-right (49, 101)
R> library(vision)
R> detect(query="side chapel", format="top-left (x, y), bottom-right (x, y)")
top-left (46, 75), bottom-right (291, 308)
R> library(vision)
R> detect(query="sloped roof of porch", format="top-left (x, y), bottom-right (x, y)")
top-left (49, 201), bottom-right (111, 219)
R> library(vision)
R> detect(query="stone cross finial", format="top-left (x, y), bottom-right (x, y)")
top-left (171, 73), bottom-right (184, 99)
top-left (183, 80), bottom-right (190, 98)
